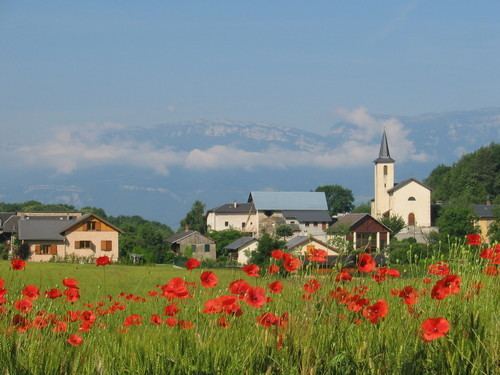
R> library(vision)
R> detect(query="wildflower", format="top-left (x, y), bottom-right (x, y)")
top-left (22, 285), bottom-right (40, 300)
top-left (123, 314), bottom-right (142, 327)
top-left (307, 248), bottom-right (328, 263)
top-left (228, 279), bottom-right (251, 298)
top-left (11, 259), bottom-right (26, 271)
top-left (268, 281), bottom-right (283, 294)
top-left (267, 264), bottom-right (280, 275)
top-left (362, 300), bottom-right (389, 324)
top-left (357, 253), bottom-right (376, 273)
top-left (161, 278), bottom-right (190, 300)
top-left (200, 271), bottom-right (218, 288)
top-left (150, 314), bottom-right (162, 325)
top-left (466, 233), bottom-right (481, 246)
top-left (428, 262), bottom-right (450, 276)
top-left (96, 256), bottom-right (111, 266)
top-left (46, 288), bottom-right (63, 299)
top-left (64, 288), bottom-right (80, 303)
top-left (283, 254), bottom-right (301, 273)
top-left (244, 287), bottom-right (267, 308)
top-left (421, 317), bottom-right (450, 342)
top-left (185, 258), bottom-right (201, 270)
top-left (67, 334), bottom-right (83, 346)
top-left (398, 286), bottom-right (418, 305)
top-left (63, 278), bottom-right (79, 289)
top-left (303, 279), bottom-right (321, 295)
top-left (271, 249), bottom-right (284, 260)
top-left (164, 303), bottom-right (180, 316)
top-left (257, 312), bottom-right (279, 327)
top-left (336, 269), bottom-right (353, 282)
top-left (14, 299), bottom-right (33, 314)
top-left (431, 275), bottom-right (461, 300)
top-left (242, 264), bottom-right (260, 277)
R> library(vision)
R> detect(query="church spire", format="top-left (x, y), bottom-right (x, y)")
top-left (374, 129), bottom-right (395, 163)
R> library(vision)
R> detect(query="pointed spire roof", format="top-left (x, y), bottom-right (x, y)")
top-left (374, 130), bottom-right (395, 163)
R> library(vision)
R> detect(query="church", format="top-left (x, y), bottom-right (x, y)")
top-left (371, 131), bottom-right (432, 228)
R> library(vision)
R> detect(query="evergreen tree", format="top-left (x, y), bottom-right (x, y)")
top-left (180, 200), bottom-right (207, 234)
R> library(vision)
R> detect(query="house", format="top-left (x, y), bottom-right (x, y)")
top-left (330, 213), bottom-right (391, 250)
top-left (8, 212), bottom-right (122, 262)
top-left (166, 230), bottom-right (216, 260)
top-left (224, 236), bottom-right (258, 265)
top-left (285, 236), bottom-right (338, 264)
top-left (249, 191), bottom-right (332, 238)
top-left (371, 130), bottom-right (432, 228)
top-left (473, 204), bottom-right (497, 243)
top-left (206, 202), bottom-right (256, 233)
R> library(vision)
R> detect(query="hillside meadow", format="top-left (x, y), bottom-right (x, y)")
top-left (0, 244), bottom-right (499, 375)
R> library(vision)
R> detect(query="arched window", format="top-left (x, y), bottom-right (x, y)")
top-left (408, 196), bottom-right (416, 201)
top-left (383, 165), bottom-right (388, 176)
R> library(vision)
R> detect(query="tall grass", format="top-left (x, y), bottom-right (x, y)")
top-left (0, 244), bottom-right (498, 375)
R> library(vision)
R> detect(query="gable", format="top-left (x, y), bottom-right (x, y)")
top-left (351, 215), bottom-right (391, 233)
top-left (388, 178), bottom-right (431, 195)
top-left (61, 214), bottom-right (122, 235)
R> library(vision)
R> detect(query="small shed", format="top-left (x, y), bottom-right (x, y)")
top-left (224, 236), bottom-right (258, 265)
top-left (166, 230), bottom-right (217, 260)
top-left (331, 213), bottom-right (391, 250)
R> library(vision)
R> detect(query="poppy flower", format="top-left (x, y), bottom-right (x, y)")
top-left (303, 279), bottom-right (321, 295)
top-left (357, 253), bottom-right (376, 273)
top-left (307, 248), bottom-right (328, 263)
top-left (22, 285), bottom-right (40, 300)
top-left (257, 312), bottom-right (279, 327)
top-left (14, 299), bottom-right (33, 314)
top-left (336, 269), bottom-right (353, 282)
top-left (421, 317), bottom-right (450, 342)
top-left (242, 264), bottom-right (260, 277)
top-left (428, 262), bottom-right (450, 276)
top-left (466, 233), bottom-right (481, 246)
top-left (63, 278), bottom-right (79, 289)
top-left (200, 271), bottom-right (218, 288)
top-left (178, 320), bottom-right (195, 329)
top-left (150, 314), bottom-right (162, 325)
top-left (31, 316), bottom-right (48, 330)
top-left (267, 264), bottom-right (280, 275)
top-left (45, 288), bottom-right (63, 299)
top-left (228, 279), bottom-right (251, 298)
top-left (165, 317), bottom-right (178, 327)
top-left (268, 281), bottom-right (283, 294)
top-left (64, 288), bottom-right (80, 303)
top-left (217, 316), bottom-right (230, 328)
top-left (431, 275), bottom-right (461, 300)
top-left (398, 286), bottom-right (418, 305)
top-left (362, 299), bottom-right (389, 324)
top-left (244, 287), bottom-right (267, 308)
top-left (185, 258), bottom-right (201, 270)
top-left (96, 256), bottom-right (111, 266)
top-left (346, 295), bottom-right (370, 313)
top-left (123, 314), bottom-right (143, 327)
top-left (11, 259), bottom-right (26, 271)
top-left (283, 255), bottom-right (301, 273)
top-left (164, 303), bottom-right (180, 316)
top-left (271, 249), bottom-right (284, 260)
top-left (161, 278), bottom-right (190, 300)
top-left (67, 334), bottom-right (83, 346)
top-left (52, 321), bottom-right (68, 333)
top-left (203, 298), bottom-right (223, 314)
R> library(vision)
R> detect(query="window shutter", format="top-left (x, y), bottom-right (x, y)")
top-left (50, 244), bottom-right (58, 255)
top-left (95, 221), bottom-right (102, 231)
top-left (35, 245), bottom-right (41, 255)
top-left (75, 241), bottom-right (80, 249)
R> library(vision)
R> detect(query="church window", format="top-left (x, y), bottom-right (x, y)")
top-left (408, 196), bottom-right (416, 201)
top-left (383, 166), bottom-right (388, 175)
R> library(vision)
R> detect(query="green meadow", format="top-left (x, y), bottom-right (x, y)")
top-left (0, 248), bottom-right (499, 375)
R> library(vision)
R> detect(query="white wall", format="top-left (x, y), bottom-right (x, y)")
top-left (390, 182), bottom-right (431, 227)
top-left (206, 212), bottom-right (257, 233)
top-left (237, 242), bottom-right (259, 265)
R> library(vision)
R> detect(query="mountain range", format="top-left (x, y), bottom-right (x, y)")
top-left (1, 107), bottom-right (499, 228)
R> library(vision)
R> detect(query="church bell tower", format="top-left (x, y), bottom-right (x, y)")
top-left (372, 130), bottom-right (395, 219)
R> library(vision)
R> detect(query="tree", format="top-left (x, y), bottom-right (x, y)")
top-left (437, 204), bottom-right (477, 238)
top-left (275, 224), bottom-right (294, 239)
top-left (208, 229), bottom-right (244, 257)
top-left (180, 200), bottom-right (207, 234)
top-left (381, 215), bottom-right (406, 235)
top-left (315, 185), bottom-right (354, 216)
top-left (352, 202), bottom-right (371, 213)
top-left (16, 243), bottom-right (31, 260)
top-left (487, 202), bottom-right (500, 243)
top-left (249, 233), bottom-right (285, 266)
top-left (81, 206), bottom-right (108, 218)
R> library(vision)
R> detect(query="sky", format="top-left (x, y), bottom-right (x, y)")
top-left (1, 0), bottom-right (500, 141)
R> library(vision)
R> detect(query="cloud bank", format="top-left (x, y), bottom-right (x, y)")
top-left (13, 108), bottom-right (427, 174)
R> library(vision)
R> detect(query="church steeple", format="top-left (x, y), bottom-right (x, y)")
top-left (374, 129), bottom-right (395, 163)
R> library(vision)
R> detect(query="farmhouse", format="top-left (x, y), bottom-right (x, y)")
top-left (166, 230), bottom-right (217, 260)
top-left (473, 204), bottom-right (497, 243)
top-left (371, 130), bottom-right (432, 228)
top-left (224, 236), bottom-right (258, 265)
top-left (206, 202), bottom-right (256, 233)
top-left (1, 212), bottom-right (122, 261)
top-left (331, 213), bottom-right (391, 250)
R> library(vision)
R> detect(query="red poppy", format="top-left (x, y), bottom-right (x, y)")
top-left (271, 249), bottom-right (284, 260)
top-left (421, 317), bottom-right (450, 342)
top-left (53, 321), bottom-right (68, 333)
top-left (244, 286), bottom-right (267, 308)
top-left (242, 264), bottom-right (260, 277)
top-left (64, 288), bottom-right (80, 303)
top-left (150, 314), bottom-right (162, 325)
top-left (96, 256), bottom-right (111, 266)
top-left (11, 259), bottom-right (26, 271)
top-left (257, 312), bottom-right (279, 327)
top-left (268, 281), bottom-right (283, 294)
top-left (165, 317), bottom-right (178, 327)
top-left (200, 271), bottom-right (218, 288)
top-left (203, 298), bottom-right (223, 314)
top-left (123, 314), bottom-right (143, 327)
top-left (466, 233), bottom-right (481, 246)
top-left (307, 248), bottom-right (328, 263)
top-left (346, 295), bottom-right (370, 313)
top-left (480, 248), bottom-right (494, 259)
top-left (398, 286), bottom-right (418, 305)
top-left (357, 253), bottom-right (376, 273)
top-left (67, 334), bottom-right (83, 346)
top-left (22, 285), bottom-right (40, 300)
top-left (14, 299), bottom-right (33, 314)
top-left (267, 264), bottom-right (280, 275)
top-left (0, 288), bottom-right (7, 305)
top-left (362, 299), bottom-right (389, 324)
top-left (164, 303), bottom-right (180, 316)
top-left (431, 275), bottom-right (461, 300)
top-left (178, 320), bottom-right (195, 329)
top-left (336, 269), bottom-right (353, 282)
top-left (428, 262), bottom-right (450, 276)
top-left (63, 278), bottom-right (79, 289)
top-left (303, 279), bottom-right (321, 295)
top-left (217, 316), bottom-right (230, 328)
top-left (422, 277), bottom-right (432, 284)
top-left (185, 258), bottom-right (201, 270)
top-left (283, 255), bottom-right (301, 273)
top-left (228, 279), bottom-right (251, 298)
top-left (161, 278), bottom-right (190, 300)
top-left (46, 288), bottom-right (63, 299)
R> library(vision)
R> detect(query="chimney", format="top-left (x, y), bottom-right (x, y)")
top-left (233, 201), bottom-right (237, 208)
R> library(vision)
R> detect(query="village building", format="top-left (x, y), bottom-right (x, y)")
top-left (285, 236), bottom-right (338, 264)
top-left (1, 212), bottom-right (122, 262)
top-left (166, 230), bottom-right (216, 260)
top-left (206, 202), bottom-right (256, 233)
top-left (473, 204), bottom-right (497, 243)
top-left (224, 236), bottom-right (259, 265)
top-left (371, 130), bottom-right (432, 229)
top-left (330, 213), bottom-right (391, 250)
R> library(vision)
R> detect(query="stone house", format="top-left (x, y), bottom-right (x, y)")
top-left (166, 230), bottom-right (216, 260)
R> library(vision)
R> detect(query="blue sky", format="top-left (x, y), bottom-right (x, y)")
top-left (1, 0), bottom-right (500, 139)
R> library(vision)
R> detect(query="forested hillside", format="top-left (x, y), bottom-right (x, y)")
top-left (425, 143), bottom-right (500, 204)
top-left (0, 201), bottom-right (174, 263)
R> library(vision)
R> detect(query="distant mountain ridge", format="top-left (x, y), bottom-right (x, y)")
top-left (0, 107), bottom-right (499, 228)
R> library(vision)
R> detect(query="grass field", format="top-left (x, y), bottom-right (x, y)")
top-left (0, 245), bottom-right (499, 375)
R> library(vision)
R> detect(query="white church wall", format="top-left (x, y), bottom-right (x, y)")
top-left (391, 182), bottom-right (431, 227)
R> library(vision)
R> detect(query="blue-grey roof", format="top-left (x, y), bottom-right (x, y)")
top-left (282, 210), bottom-right (332, 223)
top-left (285, 236), bottom-right (309, 249)
top-left (249, 191), bottom-right (328, 211)
top-left (0, 213), bottom-right (15, 230)
top-left (224, 236), bottom-right (257, 251)
top-left (17, 217), bottom-right (76, 241)
top-left (472, 204), bottom-right (496, 219)
top-left (374, 130), bottom-right (395, 163)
